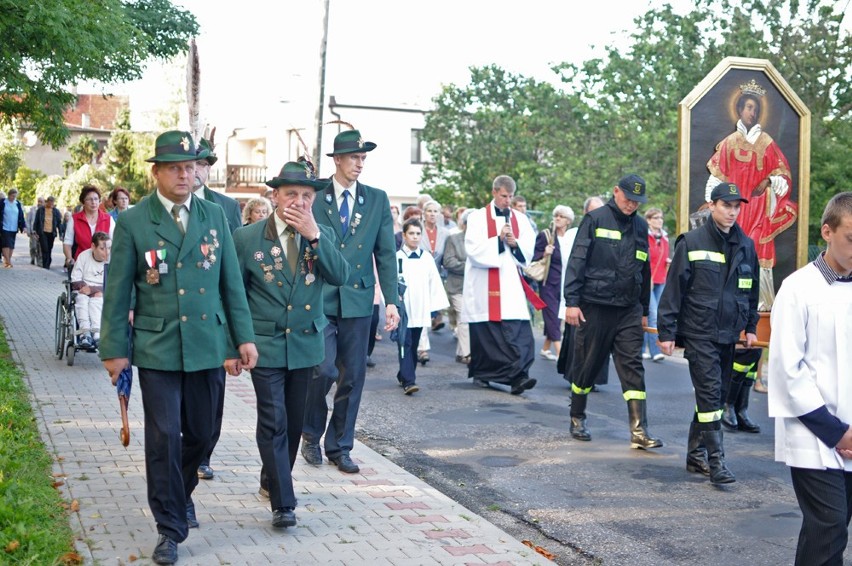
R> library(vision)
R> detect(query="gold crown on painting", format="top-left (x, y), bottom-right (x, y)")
top-left (739, 79), bottom-right (766, 97)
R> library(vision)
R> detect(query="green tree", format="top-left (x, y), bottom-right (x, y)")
top-left (0, 123), bottom-right (23, 190)
top-left (0, 0), bottom-right (198, 148)
top-left (13, 166), bottom-right (45, 204)
top-left (63, 134), bottom-right (99, 175)
top-left (104, 109), bottom-right (156, 201)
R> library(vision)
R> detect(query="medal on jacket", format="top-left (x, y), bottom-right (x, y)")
top-left (200, 243), bottom-right (211, 270)
top-left (303, 248), bottom-right (316, 285)
top-left (157, 249), bottom-right (168, 274)
top-left (145, 250), bottom-right (160, 285)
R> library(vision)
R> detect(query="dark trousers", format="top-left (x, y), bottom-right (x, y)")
top-left (251, 366), bottom-right (310, 511)
top-left (303, 315), bottom-right (371, 459)
top-left (396, 326), bottom-right (423, 387)
top-left (558, 322), bottom-right (608, 385)
top-left (571, 302), bottom-right (645, 395)
top-left (367, 304), bottom-right (380, 356)
top-left (200, 367), bottom-right (226, 468)
top-left (790, 466), bottom-right (852, 566)
top-left (683, 338), bottom-right (734, 430)
top-left (38, 231), bottom-right (56, 269)
top-left (138, 367), bottom-right (219, 543)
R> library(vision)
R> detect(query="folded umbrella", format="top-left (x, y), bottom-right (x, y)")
top-left (116, 366), bottom-right (132, 447)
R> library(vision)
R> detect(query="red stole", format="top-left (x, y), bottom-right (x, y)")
top-left (484, 209), bottom-right (546, 322)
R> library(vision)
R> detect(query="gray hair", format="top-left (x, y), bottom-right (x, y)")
top-left (583, 196), bottom-right (605, 214)
top-left (492, 175), bottom-right (516, 194)
top-left (423, 199), bottom-right (442, 212)
top-left (552, 205), bottom-right (575, 223)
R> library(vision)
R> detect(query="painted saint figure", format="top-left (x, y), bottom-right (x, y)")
top-left (704, 78), bottom-right (797, 309)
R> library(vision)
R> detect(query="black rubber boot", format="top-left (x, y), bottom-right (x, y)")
top-left (686, 421), bottom-right (710, 476)
top-left (721, 378), bottom-right (743, 431)
top-left (627, 399), bottom-right (663, 449)
top-left (569, 392), bottom-right (591, 441)
top-left (700, 428), bottom-right (736, 484)
top-left (735, 380), bottom-right (760, 433)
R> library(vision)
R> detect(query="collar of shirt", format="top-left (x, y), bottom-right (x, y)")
top-left (332, 176), bottom-right (356, 203)
top-left (402, 245), bottom-right (420, 258)
top-left (273, 211), bottom-right (299, 249)
top-left (156, 190), bottom-right (191, 225)
top-left (193, 185), bottom-right (208, 200)
top-left (814, 251), bottom-right (852, 284)
top-left (736, 120), bottom-right (762, 144)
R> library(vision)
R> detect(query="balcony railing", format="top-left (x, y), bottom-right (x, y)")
top-left (225, 165), bottom-right (267, 188)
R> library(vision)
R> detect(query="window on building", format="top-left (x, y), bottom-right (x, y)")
top-left (410, 129), bottom-right (430, 164)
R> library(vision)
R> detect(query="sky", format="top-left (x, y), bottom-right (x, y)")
top-left (106, 0), bottom-right (698, 135)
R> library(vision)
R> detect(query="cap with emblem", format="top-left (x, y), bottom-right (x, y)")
top-left (146, 130), bottom-right (197, 163)
top-left (710, 182), bottom-right (749, 204)
top-left (617, 173), bottom-right (647, 204)
top-left (265, 161), bottom-right (327, 191)
top-left (326, 129), bottom-right (377, 156)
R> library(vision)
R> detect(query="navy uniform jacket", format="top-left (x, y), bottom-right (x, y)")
top-left (100, 193), bottom-right (255, 371)
top-left (564, 199), bottom-right (651, 315)
top-left (657, 219), bottom-right (759, 345)
top-left (233, 218), bottom-right (350, 369)
top-left (313, 181), bottom-right (399, 318)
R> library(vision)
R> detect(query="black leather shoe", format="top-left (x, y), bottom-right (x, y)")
top-left (152, 534), bottom-right (178, 565)
top-left (186, 501), bottom-right (199, 529)
top-left (472, 378), bottom-right (490, 388)
top-left (366, 355), bottom-right (376, 368)
top-left (570, 417), bottom-right (592, 441)
top-left (272, 507), bottom-right (297, 528)
top-left (510, 378), bottom-right (537, 395)
top-left (301, 441), bottom-right (323, 466)
top-left (258, 485), bottom-right (269, 499)
top-left (197, 464), bottom-right (214, 480)
top-left (329, 453), bottom-right (360, 474)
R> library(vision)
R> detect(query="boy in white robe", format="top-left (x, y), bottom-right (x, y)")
top-left (769, 191), bottom-right (852, 566)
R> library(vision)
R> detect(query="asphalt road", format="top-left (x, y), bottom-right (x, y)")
top-left (355, 323), bottom-right (852, 566)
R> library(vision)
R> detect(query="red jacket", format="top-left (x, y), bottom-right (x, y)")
top-left (648, 230), bottom-right (670, 285)
top-left (71, 210), bottom-right (111, 259)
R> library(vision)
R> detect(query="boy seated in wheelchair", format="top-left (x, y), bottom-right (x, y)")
top-left (70, 231), bottom-right (111, 349)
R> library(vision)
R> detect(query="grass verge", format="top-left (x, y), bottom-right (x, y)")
top-left (0, 324), bottom-right (80, 564)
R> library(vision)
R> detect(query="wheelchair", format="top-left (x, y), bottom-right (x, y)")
top-left (54, 270), bottom-right (98, 366)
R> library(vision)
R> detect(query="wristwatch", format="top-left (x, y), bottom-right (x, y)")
top-left (308, 232), bottom-right (320, 246)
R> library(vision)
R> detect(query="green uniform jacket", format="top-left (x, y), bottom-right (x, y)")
top-left (233, 218), bottom-right (350, 369)
top-left (314, 181), bottom-right (399, 318)
top-left (100, 193), bottom-right (255, 372)
top-left (203, 186), bottom-right (242, 234)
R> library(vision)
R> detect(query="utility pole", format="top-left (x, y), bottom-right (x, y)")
top-left (314, 0), bottom-right (330, 174)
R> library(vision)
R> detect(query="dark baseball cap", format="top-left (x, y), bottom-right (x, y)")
top-left (617, 174), bottom-right (647, 203)
top-left (710, 182), bottom-right (749, 204)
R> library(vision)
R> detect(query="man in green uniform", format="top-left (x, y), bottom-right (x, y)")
top-left (234, 160), bottom-right (350, 528)
top-left (100, 130), bottom-right (257, 565)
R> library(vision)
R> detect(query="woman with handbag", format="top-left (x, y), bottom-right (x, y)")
top-left (531, 205), bottom-right (575, 360)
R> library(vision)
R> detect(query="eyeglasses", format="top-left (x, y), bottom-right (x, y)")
top-left (83, 197), bottom-right (100, 203)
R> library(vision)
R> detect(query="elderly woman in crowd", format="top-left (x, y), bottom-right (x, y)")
top-left (442, 209), bottom-right (471, 364)
top-left (242, 196), bottom-right (272, 226)
top-left (532, 204), bottom-right (575, 361)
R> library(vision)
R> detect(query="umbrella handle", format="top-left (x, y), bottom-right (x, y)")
top-left (119, 394), bottom-right (130, 447)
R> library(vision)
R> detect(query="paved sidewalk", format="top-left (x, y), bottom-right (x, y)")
top-left (0, 248), bottom-right (545, 565)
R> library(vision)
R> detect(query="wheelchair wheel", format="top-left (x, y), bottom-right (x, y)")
top-left (66, 343), bottom-right (75, 366)
top-left (54, 294), bottom-right (66, 358)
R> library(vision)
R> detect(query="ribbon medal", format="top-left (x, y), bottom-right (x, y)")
top-left (157, 249), bottom-right (168, 274)
top-left (145, 250), bottom-right (160, 285)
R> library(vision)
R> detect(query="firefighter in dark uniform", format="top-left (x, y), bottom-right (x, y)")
top-left (656, 182), bottom-right (759, 484)
top-left (564, 174), bottom-right (662, 449)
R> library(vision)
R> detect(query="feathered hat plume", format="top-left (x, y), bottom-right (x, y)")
top-left (186, 38), bottom-right (205, 143)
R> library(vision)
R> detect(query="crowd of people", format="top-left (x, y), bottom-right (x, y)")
top-left (2, 122), bottom-right (847, 565)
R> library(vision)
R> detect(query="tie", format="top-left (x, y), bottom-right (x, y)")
top-left (171, 204), bottom-right (185, 234)
top-left (340, 189), bottom-right (351, 236)
top-left (286, 227), bottom-right (298, 275)
top-left (409, 252), bottom-right (419, 259)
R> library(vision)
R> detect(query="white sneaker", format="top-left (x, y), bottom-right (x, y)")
top-left (653, 353), bottom-right (665, 362)
top-left (539, 349), bottom-right (557, 361)
top-left (642, 352), bottom-right (652, 360)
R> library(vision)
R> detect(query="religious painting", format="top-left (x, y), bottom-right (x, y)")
top-left (678, 57), bottom-right (811, 311)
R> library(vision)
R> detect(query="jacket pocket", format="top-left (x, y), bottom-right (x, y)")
top-left (310, 316), bottom-right (329, 334)
top-left (252, 319), bottom-right (277, 336)
top-left (133, 315), bottom-right (164, 332)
